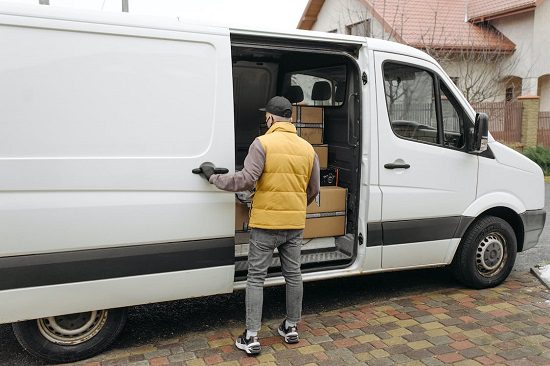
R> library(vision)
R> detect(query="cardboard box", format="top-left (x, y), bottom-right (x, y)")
top-left (304, 186), bottom-right (347, 239)
top-left (300, 106), bottom-right (323, 124)
top-left (299, 127), bottom-right (323, 144)
top-left (235, 201), bottom-right (250, 232)
top-left (313, 144), bottom-right (328, 169)
top-left (307, 186), bottom-right (346, 214)
top-left (304, 216), bottom-right (345, 239)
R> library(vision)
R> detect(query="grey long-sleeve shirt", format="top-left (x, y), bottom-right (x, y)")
top-left (209, 138), bottom-right (320, 205)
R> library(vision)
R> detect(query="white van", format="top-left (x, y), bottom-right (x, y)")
top-left (0, 4), bottom-right (546, 363)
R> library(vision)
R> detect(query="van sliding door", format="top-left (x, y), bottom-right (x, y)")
top-left (0, 16), bottom-right (235, 323)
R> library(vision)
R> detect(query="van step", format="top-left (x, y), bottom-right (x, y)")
top-left (234, 237), bottom-right (336, 257)
top-left (234, 249), bottom-right (351, 272)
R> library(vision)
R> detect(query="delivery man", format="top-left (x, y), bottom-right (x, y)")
top-left (198, 96), bottom-right (320, 355)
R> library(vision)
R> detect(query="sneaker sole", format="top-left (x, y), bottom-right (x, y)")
top-left (235, 340), bottom-right (261, 355)
top-left (278, 327), bottom-right (299, 344)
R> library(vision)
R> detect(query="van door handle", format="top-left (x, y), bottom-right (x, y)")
top-left (384, 163), bottom-right (410, 169)
top-left (192, 162), bottom-right (229, 175)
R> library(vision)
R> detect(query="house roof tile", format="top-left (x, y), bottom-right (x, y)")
top-left (298, 0), bottom-right (516, 53)
top-left (467, 0), bottom-right (538, 22)
top-left (365, 0), bottom-right (515, 52)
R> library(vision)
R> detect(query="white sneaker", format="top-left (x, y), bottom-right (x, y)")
top-left (235, 330), bottom-right (261, 355)
top-left (278, 320), bottom-right (299, 344)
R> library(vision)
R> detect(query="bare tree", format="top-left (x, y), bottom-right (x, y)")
top-left (340, 0), bottom-right (525, 103)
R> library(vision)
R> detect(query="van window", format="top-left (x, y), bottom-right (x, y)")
top-left (440, 83), bottom-right (465, 149)
top-left (286, 66), bottom-right (346, 107)
top-left (383, 63), bottom-right (439, 144)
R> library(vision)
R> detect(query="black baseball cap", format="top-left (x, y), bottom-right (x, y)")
top-left (259, 96), bottom-right (292, 118)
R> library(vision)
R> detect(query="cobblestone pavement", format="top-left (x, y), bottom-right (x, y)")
top-left (71, 272), bottom-right (550, 366)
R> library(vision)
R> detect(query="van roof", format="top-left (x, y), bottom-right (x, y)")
top-left (0, 2), bottom-right (437, 65)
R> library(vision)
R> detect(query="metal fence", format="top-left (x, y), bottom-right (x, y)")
top-left (538, 111), bottom-right (550, 148)
top-left (388, 103), bottom-right (460, 131)
top-left (472, 101), bottom-right (523, 145)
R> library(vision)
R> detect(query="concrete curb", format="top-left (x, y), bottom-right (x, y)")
top-left (530, 266), bottom-right (550, 290)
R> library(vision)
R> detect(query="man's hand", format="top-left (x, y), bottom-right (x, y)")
top-left (200, 162), bottom-right (216, 181)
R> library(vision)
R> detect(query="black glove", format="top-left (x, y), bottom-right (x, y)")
top-left (200, 162), bottom-right (215, 181)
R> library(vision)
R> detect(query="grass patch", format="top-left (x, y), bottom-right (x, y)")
top-left (523, 146), bottom-right (550, 176)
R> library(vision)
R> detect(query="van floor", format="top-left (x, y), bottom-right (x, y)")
top-left (234, 235), bottom-right (354, 276)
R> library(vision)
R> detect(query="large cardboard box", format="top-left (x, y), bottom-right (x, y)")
top-left (313, 144), bottom-right (328, 169)
top-left (235, 201), bottom-right (250, 232)
top-left (304, 186), bottom-right (347, 239)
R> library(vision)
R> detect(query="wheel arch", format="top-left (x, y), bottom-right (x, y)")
top-left (460, 192), bottom-right (526, 252)
top-left (476, 207), bottom-right (524, 252)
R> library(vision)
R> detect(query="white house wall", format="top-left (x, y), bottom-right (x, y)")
top-left (312, 0), bottom-right (390, 40)
top-left (491, 12), bottom-right (535, 95)
top-left (533, 0), bottom-right (550, 82)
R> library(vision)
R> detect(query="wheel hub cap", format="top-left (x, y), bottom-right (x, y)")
top-left (37, 310), bottom-right (108, 345)
top-left (476, 233), bottom-right (506, 276)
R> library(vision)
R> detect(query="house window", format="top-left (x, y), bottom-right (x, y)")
top-left (346, 20), bottom-right (371, 37)
top-left (506, 87), bottom-right (513, 102)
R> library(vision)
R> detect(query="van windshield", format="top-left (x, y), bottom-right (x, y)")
top-left (284, 65), bottom-right (347, 107)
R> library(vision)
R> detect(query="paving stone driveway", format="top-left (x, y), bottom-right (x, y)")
top-left (74, 272), bottom-right (550, 366)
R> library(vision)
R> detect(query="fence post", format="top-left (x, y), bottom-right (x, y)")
top-left (517, 96), bottom-right (540, 148)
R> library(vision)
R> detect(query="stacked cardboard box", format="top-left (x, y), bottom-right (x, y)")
top-left (293, 106), bottom-right (324, 145)
top-left (235, 186), bottom-right (347, 240)
top-left (304, 186), bottom-right (347, 239)
top-left (235, 200), bottom-right (250, 232)
top-left (313, 144), bottom-right (328, 169)
top-left (293, 105), bottom-right (328, 169)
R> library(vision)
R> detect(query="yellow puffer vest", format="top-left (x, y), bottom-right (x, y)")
top-left (249, 122), bottom-right (315, 230)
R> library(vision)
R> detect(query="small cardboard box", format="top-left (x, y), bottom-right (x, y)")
top-left (313, 144), bottom-right (328, 169)
top-left (235, 201), bottom-right (250, 232)
top-left (304, 186), bottom-right (347, 239)
top-left (299, 127), bottom-right (323, 144)
top-left (300, 106), bottom-right (323, 124)
top-left (304, 216), bottom-right (345, 239)
top-left (307, 186), bottom-right (346, 214)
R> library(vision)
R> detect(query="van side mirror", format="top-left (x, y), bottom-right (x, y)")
top-left (470, 113), bottom-right (488, 153)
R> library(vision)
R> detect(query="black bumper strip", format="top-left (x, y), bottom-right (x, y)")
top-left (520, 209), bottom-right (546, 251)
top-left (367, 216), bottom-right (473, 246)
top-left (366, 223), bottom-right (383, 247)
top-left (0, 238), bottom-right (234, 291)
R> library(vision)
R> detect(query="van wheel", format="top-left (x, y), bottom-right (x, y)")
top-left (12, 308), bottom-right (127, 364)
top-left (452, 216), bottom-right (516, 289)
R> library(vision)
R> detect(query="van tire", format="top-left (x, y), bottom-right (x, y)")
top-left (452, 216), bottom-right (517, 289)
top-left (12, 308), bottom-right (127, 364)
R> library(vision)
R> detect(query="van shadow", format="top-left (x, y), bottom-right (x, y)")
top-left (116, 267), bottom-right (459, 348)
top-left (0, 267), bottom-right (459, 366)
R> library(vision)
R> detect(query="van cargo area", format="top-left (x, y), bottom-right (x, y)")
top-left (230, 35), bottom-right (362, 278)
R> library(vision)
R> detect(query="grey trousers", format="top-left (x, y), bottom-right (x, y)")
top-left (246, 228), bottom-right (303, 332)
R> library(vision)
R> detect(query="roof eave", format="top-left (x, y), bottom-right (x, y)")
top-left (468, 5), bottom-right (537, 23)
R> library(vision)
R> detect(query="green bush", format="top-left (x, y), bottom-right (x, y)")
top-left (523, 146), bottom-right (550, 175)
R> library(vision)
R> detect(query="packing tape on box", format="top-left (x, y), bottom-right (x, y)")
top-left (306, 211), bottom-right (346, 219)
top-left (295, 123), bottom-right (323, 128)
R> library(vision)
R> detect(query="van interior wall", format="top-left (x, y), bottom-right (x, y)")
top-left (231, 46), bottom-right (360, 275)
